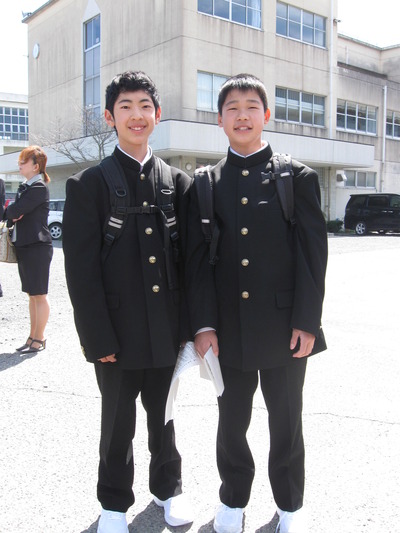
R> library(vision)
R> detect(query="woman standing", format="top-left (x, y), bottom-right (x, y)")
top-left (4, 146), bottom-right (53, 353)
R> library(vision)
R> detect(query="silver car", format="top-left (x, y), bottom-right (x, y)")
top-left (48, 199), bottom-right (65, 240)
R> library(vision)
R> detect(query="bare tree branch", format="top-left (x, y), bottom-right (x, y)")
top-left (32, 106), bottom-right (116, 172)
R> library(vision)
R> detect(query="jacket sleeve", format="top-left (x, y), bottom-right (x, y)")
top-left (291, 165), bottom-right (328, 336)
top-left (5, 182), bottom-right (47, 220)
top-left (63, 172), bottom-right (120, 362)
top-left (172, 168), bottom-right (193, 342)
top-left (184, 178), bottom-right (218, 336)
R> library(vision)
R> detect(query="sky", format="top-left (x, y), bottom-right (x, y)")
top-left (0, 0), bottom-right (399, 95)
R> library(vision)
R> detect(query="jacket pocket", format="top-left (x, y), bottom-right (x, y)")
top-left (275, 289), bottom-right (294, 308)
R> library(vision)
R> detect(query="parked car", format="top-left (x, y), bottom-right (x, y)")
top-left (4, 192), bottom-right (15, 208)
top-left (344, 193), bottom-right (400, 235)
top-left (48, 199), bottom-right (65, 240)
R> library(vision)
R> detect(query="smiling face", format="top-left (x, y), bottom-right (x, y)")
top-left (218, 88), bottom-right (270, 156)
top-left (104, 90), bottom-right (161, 160)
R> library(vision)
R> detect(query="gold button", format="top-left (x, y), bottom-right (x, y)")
top-left (241, 227), bottom-right (248, 235)
top-left (242, 169), bottom-right (249, 176)
top-left (241, 197), bottom-right (248, 205)
top-left (152, 285), bottom-right (160, 293)
top-left (145, 227), bottom-right (153, 235)
top-left (241, 291), bottom-right (249, 299)
top-left (143, 201), bottom-right (149, 207)
top-left (149, 256), bottom-right (156, 264)
top-left (140, 173), bottom-right (146, 181)
top-left (241, 259), bottom-right (249, 267)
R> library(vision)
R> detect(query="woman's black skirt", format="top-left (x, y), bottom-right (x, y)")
top-left (16, 243), bottom-right (53, 295)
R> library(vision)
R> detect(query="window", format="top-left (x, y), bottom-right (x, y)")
top-left (337, 100), bottom-right (377, 135)
top-left (275, 88), bottom-right (325, 126)
top-left (276, 2), bottom-right (326, 47)
top-left (0, 107), bottom-right (29, 140)
top-left (84, 15), bottom-right (101, 125)
top-left (197, 72), bottom-right (228, 112)
top-left (386, 111), bottom-right (400, 139)
top-left (345, 170), bottom-right (376, 188)
top-left (198, 0), bottom-right (261, 29)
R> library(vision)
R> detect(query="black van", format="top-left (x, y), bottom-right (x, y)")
top-left (344, 193), bottom-right (400, 235)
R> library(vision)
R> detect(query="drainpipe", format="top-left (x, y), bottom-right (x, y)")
top-left (381, 85), bottom-right (387, 191)
top-left (329, 0), bottom-right (334, 139)
top-left (327, 0), bottom-right (334, 221)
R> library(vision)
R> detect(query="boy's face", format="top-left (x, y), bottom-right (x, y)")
top-left (104, 90), bottom-right (161, 157)
top-left (218, 89), bottom-right (270, 156)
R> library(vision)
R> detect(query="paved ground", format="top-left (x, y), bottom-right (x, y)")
top-left (0, 235), bottom-right (399, 533)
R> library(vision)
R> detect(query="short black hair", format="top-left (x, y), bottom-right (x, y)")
top-left (105, 71), bottom-right (161, 115)
top-left (217, 73), bottom-right (268, 114)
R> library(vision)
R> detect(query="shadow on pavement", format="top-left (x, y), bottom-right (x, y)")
top-left (0, 350), bottom-right (38, 371)
top-left (255, 513), bottom-right (280, 532)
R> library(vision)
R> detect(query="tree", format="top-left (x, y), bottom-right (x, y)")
top-left (33, 105), bottom-right (116, 171)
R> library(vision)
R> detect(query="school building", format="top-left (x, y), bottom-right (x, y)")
top-left (0, 93), bottom-right (29, 197)
top-left (0, 0), bottom-right (399, 222)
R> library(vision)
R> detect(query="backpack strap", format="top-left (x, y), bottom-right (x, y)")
top-left (154, 158), bottom-right (179, 289)
top-left (99, 155), bottom-right (130, 256)
top-left (194, 166), bottom-right (220, 265)
top-left (270, 153), bottom-right (296, 226)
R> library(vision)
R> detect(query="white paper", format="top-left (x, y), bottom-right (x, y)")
top-left (165, 341), bottom-right (224, 424)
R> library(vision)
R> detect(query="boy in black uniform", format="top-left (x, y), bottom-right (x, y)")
top-left (186, 74), bottom-right (328, 533)
top-left (63, 71), bottom-right (193, 533)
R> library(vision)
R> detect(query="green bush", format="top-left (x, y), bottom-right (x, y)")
top-left (326, 219), bottom-right (344, 233)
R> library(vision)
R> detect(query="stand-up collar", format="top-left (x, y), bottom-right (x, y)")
top-left (227, 144), bottom-right (273, 168)
top-left (114, 146), bottom-right (153, 172)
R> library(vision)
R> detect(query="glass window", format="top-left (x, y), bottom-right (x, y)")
top-left (276, 2), bottom-right (326, 47)
top-left (84, 14), bottom-right (101, 127)
top-left (198, 0), bottom-right (213, 14)
top-left (301, 93), bottom-right (313, 124)
top-left (198, 0), bottom-right (261, 28)
top-left (389, 195), bottom-right (400, 207)
top-left (346, 171), bottom-right (356, 187)
top-left (197, 72), bottom-right (228, 112)
top-left (394, 114), bottom-right (400, 138)
top-left (337, 100), bottom-right (377, 135)
top-left (275, 87), bottom-right (325, 127)
top-left (345, 170), bottom-right (376, 188)
top-left (366, 172), bottom-right (376, 188)
top-left (0, 106), bottom-right (29, 140)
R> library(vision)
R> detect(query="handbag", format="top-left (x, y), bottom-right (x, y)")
top-left (0, 221), bottom-right (17, 263)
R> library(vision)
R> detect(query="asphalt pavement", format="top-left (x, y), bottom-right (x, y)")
top-left (0, 235), bottom-right (399, 533)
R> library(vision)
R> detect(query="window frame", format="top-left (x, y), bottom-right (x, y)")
top-left (0, 106), bottom-right (29, 141)
top-left (337, 100), bottom-right (377, 136)
top-left (386, 111), bottom-right (400, 139)
top-left (275, 87), bottom-right (325, 127)
top-left (345, 170), bottom-right (376, 188)
top-left (197, 71), bottom-right (228, 112)
top-left (84, 14), bottom-right (101, 126)
top-left (276, 1), bottom-right (326, 48)
top-left (198, 0), bottom-right (262, 29)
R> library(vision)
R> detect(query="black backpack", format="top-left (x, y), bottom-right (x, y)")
top-left (99, 154), bottom-right (179, 289)
top-left (194, 153), bottom-right (296, 265)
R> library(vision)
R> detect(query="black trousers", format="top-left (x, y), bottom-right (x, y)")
top-left (94, 363), bottom-right (182, 512)
top-left (217, 359), bottom-right (307, 511)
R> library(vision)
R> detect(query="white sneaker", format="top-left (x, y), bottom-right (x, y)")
top-left (213, 503), bottom-right (244, 533)
top-left (97, 509), bottom-right (128, 533)
top-left (276, 507), bottom-right (307, 533)
top-left (153, 493), bottom-right (193, 526)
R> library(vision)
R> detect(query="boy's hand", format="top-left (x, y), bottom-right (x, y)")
top-left (98, 354), bottom-right (117, 363)
top-left (290, 329), bottom-right (315, 358)
top-left (194, 330), bottom-right (219, 358)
